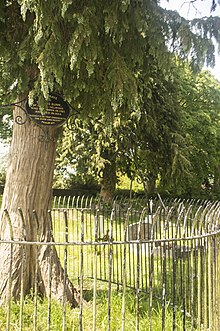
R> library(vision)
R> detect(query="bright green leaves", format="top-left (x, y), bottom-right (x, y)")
top-left (105, 52), bottom-right (138, 112)
top-left (68, 6), bottom-right (97, 75)
top-left (170, 65), bottom-right (220, 196)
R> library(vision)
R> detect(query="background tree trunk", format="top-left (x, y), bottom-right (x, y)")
top-left (0, 99), bottom-right (79, 306)
top-left (213, 164), bottom-right (220, 195)
top-left (100, 159), bottom-right (117, 203)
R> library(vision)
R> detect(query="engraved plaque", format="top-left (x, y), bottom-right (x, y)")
top-left (25, 93), bottom-right (70, 127)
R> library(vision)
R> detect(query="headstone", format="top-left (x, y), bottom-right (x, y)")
top-left (128, 221), bottom-right (153, 241)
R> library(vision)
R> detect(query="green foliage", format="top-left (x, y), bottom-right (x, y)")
top-left (56, 61), bottom-right (220, 199)
top-left (163, 65), bottom-right (220, 197)
top-left (116, 173), bottom-right (143, 193)
top-left (0, 1), bottom-right (162, 113)
top-left (0, 1), bottom-right (219, 110)
top-left (0, 169), bottom-right (6, 186)
top-left (56, 55), bottom-right (186, 197)
top-left (1, 0), bottom-right (220, 199)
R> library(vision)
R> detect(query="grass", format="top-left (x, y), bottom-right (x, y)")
top-left (0, 289), bottom-right (194, 331)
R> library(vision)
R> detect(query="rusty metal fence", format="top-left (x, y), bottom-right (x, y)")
top-left (0, 196), bottom-right (220, 330)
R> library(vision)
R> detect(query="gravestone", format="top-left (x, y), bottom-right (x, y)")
top-left (128, 221), bottom-right (153, 241)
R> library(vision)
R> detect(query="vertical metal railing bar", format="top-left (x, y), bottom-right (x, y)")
top-left (182, 204), bottom-right (193, 323)
top-left (117, 209), bottom-right (123, 284)
top-left (66, 208), bottom-right (72, 278)
top-left (127, 211), bottom-right (132, 289)
top-left (119, 207), bottom-right (123, 286)
top-left (4, 209), bottom-right (14, 331)
top-left (182, 242), bottom-right (187, 331)
top-left (161, 239), bottom-right (167, 331)
top-left (107, 207), bottom-right (114, 331)
top-left (204, 207), bottom-right (212, 331)
top-left (33, 210), bottom-right (39, 331)
top-left (97, 213), bottom-right (102, 280)
top-left (147, 205), bottom-right (158, 331)
top-left (172, 208), bottom-right (183, 331)
top-left (132, 211), bottom-right (136, 289)
top-left (207, 237), bottom-right (212, 330)
top-left (68, 208), bottom-right (74, 279)
top-left (57, 209), bottom-right (62, 255)
top-left (178, 211), bottom-right (183, 326)
top-left (135, 209), bottom-right (144, 331)
top-left (84, 210), bottom-right (88, 278)
top-left (79, 209), bottom-right (84, 331)
top-left (89, 196), bottom-right (94, 209)
top-left (18, 207), bottom-right (26, 331)
top-left (155, 207), bottom-right (161, 292)
top-left (62, 210), bottom-right (69, 331)
top-left (176, 209), bottom-right (183, 331)
top-left (196, 237), bottom-right (202, 331)
top-left (157, 207), bottom-right (163, 291)
top-left (63, 196), bottom-right (67, 209)
top-left (189, 213), bottom-right (200, 330)
top-left (212, 208), bottom-right (220, 330)
top-left (161, 206), bottom-right (171, 331)
top-left (80, 195), bottom-right (85, 209)
top-left (93, 210), bottom-right (99, 331)
top-left (47, 210), bottom-right (53, 331)
top-left (206, 208), bottom-right (217, 330)
top-left (203, 237), bottom-right (208, 331)
top-left (115, 207), bottom-right (120, 287)
top-left (213, 208), bottom-right (220, 327)
top-left (76, 196), bottom-right (80, 209)
top-left (100, 211), bottom-right (104, 274)
top-left (67, 196), bottom-right (71, 209)
top-left (89, 205), bottom-right (93, 277)
top-left (58, 196), bottom-right (62, 209)
top-left (172, 238), bottom-right (177, 331)
top-left (76, 208), bottom-right (80, 277)
top-left (107, 205), bottom-right (111, 281)
top-left (212, 235), bottom-right (217, 330)
top-left (140, 211), bottom-right (145, 290)
top-left (85, 196), bottom-right (89, 209)
top-left (211, 206), bottom-right (220, 329)
top-left (142, 212), bottom-right (147, 292)
top-left (166, 208), bottom-right (172, 301)
top-left (53, 196), bottom-right (57, 208)
top-left (212, 235), bottom-right (217, 331)
top-left (199, 209), bottom-right (210, 330)
top-left (71, 196), bottom-right (76, 208)
top-left (121, 208), bottom-right (129, 331)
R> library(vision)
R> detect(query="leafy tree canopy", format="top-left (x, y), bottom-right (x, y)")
top-left (0, 0), bottom-right (220, 114)
top-left (1, 0), bottom-right (220, 199)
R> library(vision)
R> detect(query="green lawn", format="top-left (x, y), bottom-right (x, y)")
top-left (0, 289), bottom-right (194, 331)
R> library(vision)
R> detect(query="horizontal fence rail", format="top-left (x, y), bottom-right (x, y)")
top-left (0, 197), bottom-right (220, 330)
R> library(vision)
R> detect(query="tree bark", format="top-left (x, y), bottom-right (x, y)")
top-left (100, 158), bottom-right (117, 203)
top-left (0, 98), bottom-right (79, 306)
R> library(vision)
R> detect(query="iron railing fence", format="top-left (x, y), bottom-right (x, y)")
top-left (0, 197), bottom-right (220, 330)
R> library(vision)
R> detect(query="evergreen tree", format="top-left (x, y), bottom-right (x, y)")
top-left (0, 0), bottom-right (219, 304)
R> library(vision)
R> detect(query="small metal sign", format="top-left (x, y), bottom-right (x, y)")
top-left (25, 92), bottom-right (70, 127)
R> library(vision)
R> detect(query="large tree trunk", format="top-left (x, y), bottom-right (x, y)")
top-left (0, 99), bottom-right (79, 306)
